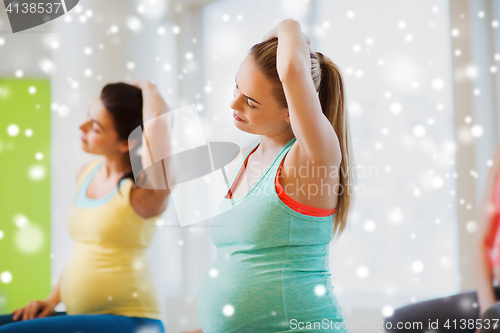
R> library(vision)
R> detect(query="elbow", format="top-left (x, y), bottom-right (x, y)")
top-left (153, 187), bottom-right (171, 199)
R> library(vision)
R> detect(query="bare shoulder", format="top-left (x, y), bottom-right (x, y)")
top-left (76, 160), bottom-right (102, 183)
top-left (226, 145), bottom-right (252, 179)
top-left (229, 145), bottom-right (252, 165)
top-left (76, 162), bottom-right (92, 183)
top-left (241, 145), bottom-right (252, 156)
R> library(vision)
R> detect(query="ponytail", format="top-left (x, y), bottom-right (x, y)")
top-left (314, 51), bottom-right (355, 239)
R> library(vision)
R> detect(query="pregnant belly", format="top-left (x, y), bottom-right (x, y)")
top-left (60, 245), bottom-right (158, 315)
top-left (196, 258), bottom-right (345, 333)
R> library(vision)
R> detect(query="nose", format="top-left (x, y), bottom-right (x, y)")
top-left (229, 98), bottom-right (237, 110)
top-left (79, 119), bottom-right (91, 132)
top-left (230, 91), bottom-right (244, 111)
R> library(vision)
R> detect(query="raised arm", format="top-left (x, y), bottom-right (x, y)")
top-left (129, 81), bottom-right (172, 218)
top-left (263, 19), bottom-right (341, 167)
top-left (475, 146), bottom-right (500, 314)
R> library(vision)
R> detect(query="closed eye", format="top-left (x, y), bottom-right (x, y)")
top-left (246, 100), bottom-right (256, 108)
top-left (235, 83), bottom-right (255, 108)
top-left (235, 76), bottom-right (259, 108)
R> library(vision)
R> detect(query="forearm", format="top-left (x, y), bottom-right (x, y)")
top-left (45, 278), bottom-right (61, 305)
top-left (274, 20), bottom-right (310, 81)
top-left (141, 84), bottom-right (169, 121)
top-left (475, 243), bottom-right (497, 312)
top-left (139, 83), bottom-right (172, 189)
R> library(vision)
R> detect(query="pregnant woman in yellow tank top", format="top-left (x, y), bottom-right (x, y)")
top-left (0, 81), bottom-right (171, 333)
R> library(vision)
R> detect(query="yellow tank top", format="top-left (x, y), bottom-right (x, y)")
top-left (59, 159), bottom-right (164, 319)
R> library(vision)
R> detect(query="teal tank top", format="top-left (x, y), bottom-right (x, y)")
top-left (196, 137), bottom-right (348, 332)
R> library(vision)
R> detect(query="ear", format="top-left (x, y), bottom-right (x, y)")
top-left (119, 138), bottom-right (138, 154)
top-left (285, 110), bottom-right (290, 123)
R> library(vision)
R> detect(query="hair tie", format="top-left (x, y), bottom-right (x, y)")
top-left (316, 52), bottom-right (326, 68)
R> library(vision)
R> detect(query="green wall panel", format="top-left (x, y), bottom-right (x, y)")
top-left (0, 78), bottom-right (51, 313)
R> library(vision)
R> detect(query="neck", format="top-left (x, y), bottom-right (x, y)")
top-left (100, 153), bottom-right (132, 179)
top-left (256, 128), bottom-right (295, 159)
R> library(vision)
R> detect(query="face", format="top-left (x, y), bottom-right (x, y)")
top-left (230, 55), bottom-right (290, 136)
top-left (79, 98), bottom-right (130, 156)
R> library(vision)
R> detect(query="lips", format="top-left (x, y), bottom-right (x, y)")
top-left (80, 136), bottom-right (87, 143)
top-left (233, 111), bottom-right (246, 122)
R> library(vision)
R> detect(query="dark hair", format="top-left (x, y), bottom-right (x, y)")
top-left (100, 82), bottom-right (144, 193)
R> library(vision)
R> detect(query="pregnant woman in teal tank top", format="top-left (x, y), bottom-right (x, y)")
top-left (185, 19), bottom-right (355, 333)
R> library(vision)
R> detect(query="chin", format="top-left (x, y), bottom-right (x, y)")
top-left (234, 120), bottom-right (246, 129)
top-left (80, 143), bottom-right (92, 153)
top-left (234, 122), bottom-right (257, 135)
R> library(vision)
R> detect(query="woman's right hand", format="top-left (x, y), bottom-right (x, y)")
top-left (11, 299), bottom-right (57, 321)
top-left (180, 328), bottom-right (203, 333)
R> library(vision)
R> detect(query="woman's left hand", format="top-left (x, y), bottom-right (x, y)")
top-left (128, 80), bottom-right (157, 93)
top-left (127, 80), bottom-right (169, 119)
top-left (261, 19), bottom-right (310, 46)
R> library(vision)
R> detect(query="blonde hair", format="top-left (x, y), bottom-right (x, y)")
top-left (249, 37), bottom-right (355, 239)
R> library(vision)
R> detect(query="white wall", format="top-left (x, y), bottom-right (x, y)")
top-left (0, 8), bottom-right (52, 77)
